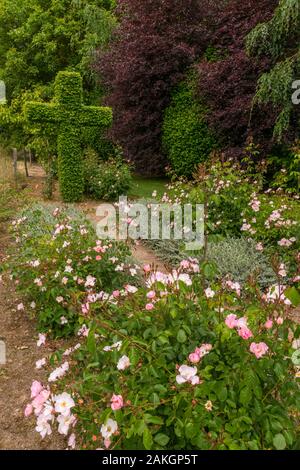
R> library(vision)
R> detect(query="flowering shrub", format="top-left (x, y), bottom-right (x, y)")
top-left (8, 204), bottom-right (138, 337)
top-left (160, 158), bottom-right (299, 274)
top-left (84, 156), bottom-right (133, 201)
top-left (32, 262), bottom-right (300, 450)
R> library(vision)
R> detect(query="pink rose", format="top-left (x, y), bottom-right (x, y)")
top-left (24, 404), bottom-right (33, 417)
top-left (30, 380), bottom-right (43, 399)
top-left (145, 303), bottom-right (154, 311)
top-left (32, 389), bottom-right (50, 413)
top-left (104, 439), bottom-right (111, 449)
top-left (225, 314), bottom-right (238, 329)
top-left (250, 342), bottom-right (269, 359)
top-left (238, 327), bottom-right (253, 340)
top-left (146, 290), bottom-right (156, 300)
top-left (265, 319), bottom-right (273, 330)
top-left (276, 317), bottom-right (284, 325)
top-left (143, 264), bottom-right (151, 273)
top-left (188, 352), bottom-right (200, 364)
top-left (110, 394), bottom-right (124, 411)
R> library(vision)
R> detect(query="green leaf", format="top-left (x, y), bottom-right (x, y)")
top-left (144, 414), bottom-right (164, 425)
top-left (143, 427), bottom-right (153, 450)
top-left (154, 433), bottom-right (170, 446)
top-left (291, 349), bottom-right (300, 366)
top-left (177, 329), bottom-right (187, 343)
top-left (87, 329), bottom-right (96, 356)
top-left (273, 433), bottom-right (286, 450)
top-left (239, 386), bottom-right (252, 405)
top-left (284, 287), bottom-right (300, 307)
top-left (136, 420), bottom-right (146, 436)
top-left (215, 381), bottom-right (228, 402)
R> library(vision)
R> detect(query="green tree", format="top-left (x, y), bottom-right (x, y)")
top-left (246, 0), bottom-right (300, 140)
top-left (0, 0), bottom-right (116, 158)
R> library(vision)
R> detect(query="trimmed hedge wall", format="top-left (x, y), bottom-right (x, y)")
top-left (162, 80), bottom-right (217, 178)
top-left (25, 71), bottom-right (113, 202)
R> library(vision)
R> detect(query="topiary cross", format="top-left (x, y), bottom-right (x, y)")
top-left (25, 71), bottom-right (112, 202)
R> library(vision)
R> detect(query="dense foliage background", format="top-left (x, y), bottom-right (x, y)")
top-left (0, 0), bottom-right (299, 181)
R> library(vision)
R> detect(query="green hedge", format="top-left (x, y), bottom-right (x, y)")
top-left (162, 80), bottom-right (217, 177)
top-left (25, 71), bottom-right (112, 203)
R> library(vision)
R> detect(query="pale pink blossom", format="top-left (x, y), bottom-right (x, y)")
top-left (278, 238), bottom-right (292, 247)
top-left (48, 362), bottom-right (69, 382)
top-left (35, 414), bottom-right (52, 439)
top-left (225, 280), bottom-right (241, 296)
top-left (256, 243), bottom-right (264, 252)
top-left (57, 413), bottom-right (76, 435)
top-left (104, 438), bottom-right (111, 449)
top-left (195, 344), bottom-right (213, 358)
top-left (100, 419), bottom-right (118, 439)
top-left (180, 260), bottom-right (190, 269)
top-left (145, 303), bottom-right (154, 311)
top-left (264, 285), bottom-right (291, 305)
top-left (265, 319), bottom-right (273, 330)
top-left (146, 290), bottom-right (156, 300)
top-left (238, 326), bottom-right (253, 340)
top-left (36, 358), bottom-right (46, 369)
top-left (32, 390), bottom-right (51, 414)
top-left (225, 314), bottom-right (238, 329)
top-left (117, 355), bottom-right (130, 371)
top-left (110, 394), bottom-right (124, 411)
top-left (24, 404), bottom-right (33, 417)
top-left (68, 433), bottom-right (76, 449)
top-left (77, 324), bottom-right (89, 337)
top-left (125, 285), bottom-right (138, 294)
top-left (278, 263), bottom-right (287, 278)
top-left (250, 342), bottom-right (269, 359)
top-left (85, 275), bottom-right (96, 288)
top-left (188, 352), bottom-right (200, 364)
top-left (205, 287), bottom-right (215, 299)
top-left (176, 365), bottom-right (200, 385)
top-left (81, 303), bottom-right (90, 315)
top-left (54, 392), bottom-right (75, 416)
top-left (31, 381), bottom-right (43, 398)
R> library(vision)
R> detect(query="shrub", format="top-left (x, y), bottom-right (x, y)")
top-left (96, 0), bottom-right (217, 174)
top-left (25, 71), bottom-right (113, 203)
top-left (162, 80), bottom-right (217, 177)
top-left (0, 183), bottom-right (29, 226)
top-left (8, 204), bottom-right (137, 337)
top-left (196, 0), bottom-right (279, 159)
top-left (29, 263), bottom-right (300, 450)
top-left (267, 142), bottom-right (300, 194)
top-left (85, 156), bottom-right (133, 201)
top-left (150, 158), bottom-right (299, 281)
top-left (206, 238), bottom-right (277, 287)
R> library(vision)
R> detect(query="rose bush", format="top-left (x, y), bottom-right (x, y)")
top-left (28, 262), bottom-right (300, 450)
top-left (158, 158), bottom-right (299, 276)
top-left (7, 204), bottom-right (138, 337)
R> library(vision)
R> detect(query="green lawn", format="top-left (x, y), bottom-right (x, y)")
top-left (128, 176), bottom-right (169, 200)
